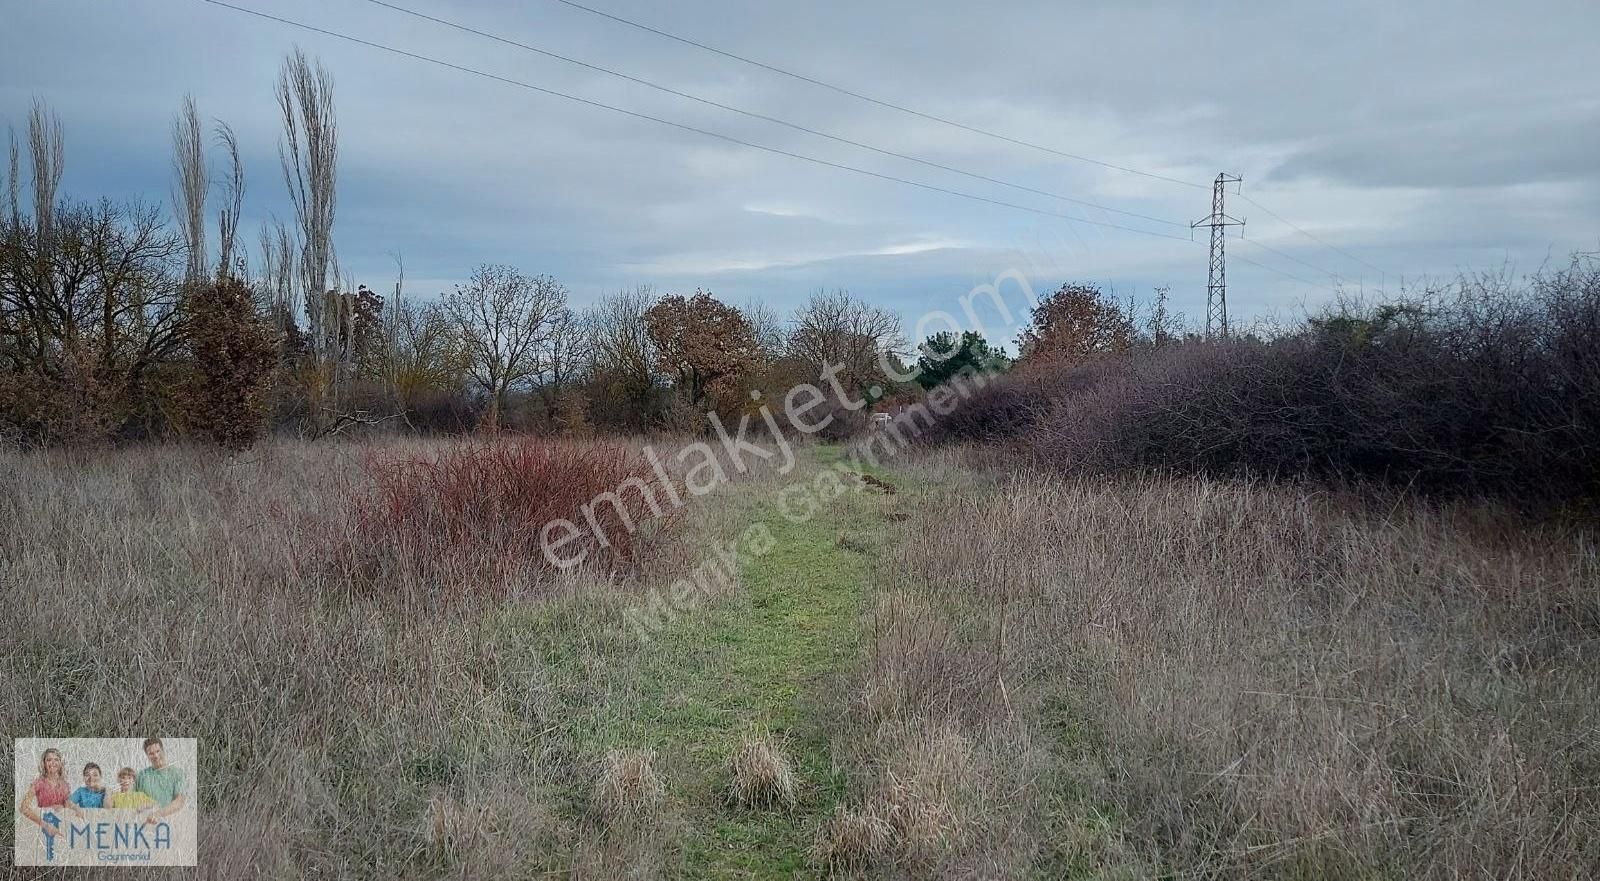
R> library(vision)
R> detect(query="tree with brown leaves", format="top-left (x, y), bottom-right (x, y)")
top-left (1018, 282), bottom-right (1134, 362)
top-left (644, 289), bottom-right (759, 411)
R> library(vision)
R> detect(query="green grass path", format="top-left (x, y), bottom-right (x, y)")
top-left (686, 447), bottom-right (895, 876)
top-left (522, 445), bottom-right (897, 877)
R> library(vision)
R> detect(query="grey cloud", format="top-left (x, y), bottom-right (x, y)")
top-left (2, 0), bottom-right (1595, 322)
top-left (1268, 103), bottom-right (1600, 189)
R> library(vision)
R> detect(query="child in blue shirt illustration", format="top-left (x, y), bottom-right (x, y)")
top-left (68, 762), bottom-right (109, 811)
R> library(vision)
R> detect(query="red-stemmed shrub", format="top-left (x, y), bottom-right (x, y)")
top-left (339, 439), bottom-right (677, 594)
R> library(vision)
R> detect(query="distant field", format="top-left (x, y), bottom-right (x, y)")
top-left (3, 437), bottom-right (1595, 879)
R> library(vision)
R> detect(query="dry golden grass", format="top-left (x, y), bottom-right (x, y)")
top-left (591, 748), bottom-right (667, 830)
top-left (870, 723), bottom-right (977, 869)
top-left (726, 732), bottom-right (799, 810)
top-left (809, 803), bottom-right (891, 877)
top-left (0, 437), bottom-right (703, 877)
top-left (856, 449), bottom-right (1600, 878)
top-left (7, 431), bottom-right (1593, 878)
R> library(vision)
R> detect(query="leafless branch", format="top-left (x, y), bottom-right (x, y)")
top-left (309, 407), bottom-right (409, 440)
top-left (27, 98), bottom-right (63, 243)
top-left (214, 121), bottom-right (244, 278)
top-left (276, 47), bottom-right (338, 358)
top-left (171, 94), bottom-right (208, 283)
top-left (3, 126), bottom-right (18, 228)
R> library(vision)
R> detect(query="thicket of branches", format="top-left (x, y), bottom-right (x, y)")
top-left (931, 264), bottom-right (1600, 505)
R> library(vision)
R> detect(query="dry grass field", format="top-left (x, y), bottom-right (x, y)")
top-left (3, 436), bottom-right (1596, 879)
top-left (859, 449), bottom-right (1600, 879)
top-left (1, 437), bottom-right (690, 877)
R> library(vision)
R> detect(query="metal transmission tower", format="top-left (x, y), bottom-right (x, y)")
top-left (1192, 173), bottom-right (1245, 337)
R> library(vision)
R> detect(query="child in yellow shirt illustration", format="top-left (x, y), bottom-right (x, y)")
top-left (107, 767), bottom-right (155, 811)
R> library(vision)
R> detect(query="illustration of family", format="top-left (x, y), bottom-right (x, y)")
top-left (18, 738), bottom-right (188, 852)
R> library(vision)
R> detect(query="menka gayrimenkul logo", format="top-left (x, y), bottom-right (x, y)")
top-left (13, 737), bottom-right (198, 867)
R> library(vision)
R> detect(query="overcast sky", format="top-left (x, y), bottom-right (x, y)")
top-left (4, 0), bottom-right (1596, 342)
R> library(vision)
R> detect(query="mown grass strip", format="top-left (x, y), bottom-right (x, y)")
top-left (498, 445), bottom-right (897, 877)
top-left (667, 447), bottom-right (891, 876)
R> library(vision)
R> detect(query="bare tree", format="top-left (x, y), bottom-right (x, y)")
top-left (276, 48), bottom-right (338, 359)
top-left (0, 196), bottom-right (185, 438)
top-left (583, 285), bottom-right (660, 429)
top-left (27, 98), bottom-right (63, 245)
top-left (381, 250), bottom-right (406, 398)
top-left (257, 219), bottom-right (297, 341)
top-left (741, 298), bottom-right (788, 362)
top-left (214, 122), bottom-right (244, 278)
top-left (586, 286), bottom-right (658, 374)
top-left (789, 289), bottom-right (903, 392)
top-left (441, 264), bottom-right (565, 429)
top-left (171, 95), bottom-right (208, 284)
top-left (344, 253), bottom-right (464, 421)
top-left (4, 127), bottom-right (18, 228)
top-left (383, 301), bottom-right (464, 409)
top-left (537, 305), bottom-right (587, 421)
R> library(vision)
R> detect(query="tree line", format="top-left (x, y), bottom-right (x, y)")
top-left (6, 47), bottom-right (1282, 452)
top-left (3, 51), bottom-right (1032, 449)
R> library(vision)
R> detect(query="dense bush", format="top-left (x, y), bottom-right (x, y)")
top-left (183, 277), bottom-right (279, 449)
top-left (932, 257), bottom-right (1600, 504)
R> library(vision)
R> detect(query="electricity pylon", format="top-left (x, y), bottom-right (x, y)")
top-left (1192, 173), bottom-right (1245, 337)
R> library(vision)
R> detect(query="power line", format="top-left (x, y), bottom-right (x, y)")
top-left (205, 2), bottom-right (1338, 296)
top-left (358, 0), bottom-right (1183, 228)
top-left (543, 1), bottom-right (1399, 287)
top-left (1233, 253), bottom-right (1326, 291)
top-left (547, 0), bottom-right (1210, 191)
top-left (1237, 236), bottom-right (1345, 286)
top-left (1237, 192), bottom-right (1390, 281)
top-left (199, 0), bottom-right (1196, 243)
